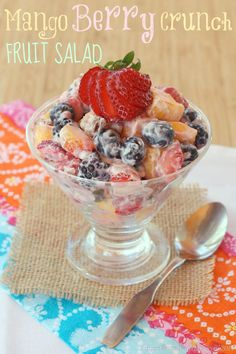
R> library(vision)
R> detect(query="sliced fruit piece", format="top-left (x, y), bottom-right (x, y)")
top-left (79, 66), bottom-right (102, 106)
top-left (119, 68), bottom-right (151, 92)
top-left (90, 70), bottom-right (104, 117)
top-left (34, 124), bottom-right (53, 146)
top-left (61, 157), bottom-right (80, 175)
top-left (143, 147), bottom-right (161, 179)
top-left (114, 195), bottom-right (143, 215)
top-left (156, 141), bottom-right (184, 176)
top-left (111, 173), bottom-right (133, 182)
top-left (37, 140), bottom-right (80, 175)
top-left (106, 69), bottom-right (152, 121)
top-left (80, 65), bottom-right (152, 122)
top-left (164, 87), bottom-right (189, 108)
top-left (110, 72), bottom-right (152, 110)
top-left (99, 70), bottom-right (118, 120)
top-left (107, 74), bottom-right (142, 120)
top-left (170, 121), bottom-right (198, 144)
top-left (109, 163), bottom-right (141, 182)
top-left (37, 140), bottom-right (66, 162)
top-left (59, 124), bottom-right (94, 157)
top-left (147, 87), bottom-right (184, 122)
top-left (79, 112), bottom-right (107, 137)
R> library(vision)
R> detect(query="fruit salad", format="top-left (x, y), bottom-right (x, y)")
top-left (35, 51), bottom-right (209, 182)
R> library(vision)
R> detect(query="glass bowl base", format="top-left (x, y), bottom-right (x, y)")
top-left (66, 222), bottom-right (170, 286)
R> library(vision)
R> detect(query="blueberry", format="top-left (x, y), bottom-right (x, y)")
top-left (181, 108), bottom-right (198, 123)
top-left (121, 137), bottom-right (145, 166)
top-left (189, 123), bottom-right (208, 149)
top-left (181, 144), bottom-right (198, 166)
top-left (94, 129), bottom-right (122, 159)
top-left (50, 103), bottom-right (74, 124)
top-left (78, 153), bottom-right (110, 181)
top-left (142, 121), bottom-right (174, 148)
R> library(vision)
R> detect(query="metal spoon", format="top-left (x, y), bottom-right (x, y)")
top-left (102, 202), bottom-right (228, 348)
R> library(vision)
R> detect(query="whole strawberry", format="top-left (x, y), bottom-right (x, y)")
top-left (79, 51), bottom-right (153, 122)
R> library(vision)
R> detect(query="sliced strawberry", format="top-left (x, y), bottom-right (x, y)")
top-left (111, 172), bottom-right (135, 182)
top-left (109, 163), bottom-right (141, 182)
top-left (37, 140), bottom-right (80, 175)
top-left (105, 71), bottom-right (152, 121)
top-left (110, 69), bottom-right (152, 117)
top-left (37, 140), bottom-right (68, 162)
top-left (79, 66), bottom-right (102, 106)
top-left (156, 141), bottom-right (184, 176)
top-left (164, 87), bottom-right (189, 108)
top-left (99, 70), bottom-right (118, 120)
top-left (89, 70), bottom-right (104, 116)
top-left (110, 73), bottom-right (152, 110)
top-left (115, 196), bottom-right (143, 215)
top-left (107, 77), bottom-right (141, 120)
top-left (81, 66), bottom-right (152, 122)
top-left (119, 68), bottom-right (152, 92)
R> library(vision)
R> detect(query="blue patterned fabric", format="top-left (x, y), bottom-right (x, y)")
top-left (0, 213), bottom-right (185, 354)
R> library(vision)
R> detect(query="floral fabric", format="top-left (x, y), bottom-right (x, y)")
top-left (0, 101), bottom-right (236, 354)
top-left (0, 213), bottom-right (186, 354)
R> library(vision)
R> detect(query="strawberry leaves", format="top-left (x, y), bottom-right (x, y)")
top-left (104, 51), bottom-right (141, 71)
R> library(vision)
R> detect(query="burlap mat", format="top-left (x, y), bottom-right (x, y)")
top-left (1, 183), bottom-right (215, 307)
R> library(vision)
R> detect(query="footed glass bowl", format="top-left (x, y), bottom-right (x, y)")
top-left (26, 98), bottom-right (211, 285)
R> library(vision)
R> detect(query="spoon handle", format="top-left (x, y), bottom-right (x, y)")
top-left (145, 256), bottom-right (186, 298)
top-left (102, 256), bottom-right (185, 348)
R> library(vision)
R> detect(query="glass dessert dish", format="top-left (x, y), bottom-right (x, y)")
top-left (26, 97), bottom-right (211, 285)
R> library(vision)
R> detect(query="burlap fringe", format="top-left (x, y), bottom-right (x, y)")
top-left (1, 183), bottom-right (214, 307)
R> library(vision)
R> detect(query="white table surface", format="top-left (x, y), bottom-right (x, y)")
top-left (0, 144), bottom-right (235, 354)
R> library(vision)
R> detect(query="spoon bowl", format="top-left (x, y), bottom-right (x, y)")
top-left (175, 202), bottom-right (228, 260)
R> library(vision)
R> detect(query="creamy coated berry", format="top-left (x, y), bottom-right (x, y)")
top-left (94, 129), bottom-right (122, 159)
top-left (80, 112), bottom-right (107, 137)
top-left (181, 144), bottom-right (198, 166)
top-left (181, 108), bottom-right (198, 123)
top-left (37, 140), bottom-right (68, 162)
top-left (121, 137), bottom-right (145, 166)
top-left (189, 123), bottom-right (208, 149)
top-left (78, 153), bottom-right (110, 181)
top-left (50, 103), bottom-right (74, 124)
top-left (53, 118), bottom-right (73, 137)
top-left (142, 121), bottom-right (174, 148)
